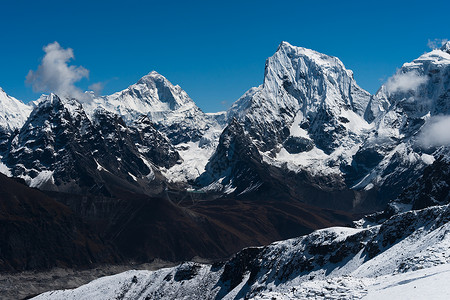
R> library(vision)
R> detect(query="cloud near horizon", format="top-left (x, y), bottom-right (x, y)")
top-left (385, 71), bottom-right (428, 94)
top-left (417, 116), bottom-right (450, 148)
top-left (26, 42), bottom-right (90, 101)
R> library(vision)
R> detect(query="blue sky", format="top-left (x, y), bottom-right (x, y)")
top-left (0, 0), bottom-right (449, 112)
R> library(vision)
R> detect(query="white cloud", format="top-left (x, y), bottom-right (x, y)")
top-left (427, 38), bottom-right (448, 50)
top-left (418, 116), bottom-right (450, 148)
top-left (88, 82), bottom-right (105, 96)
top-left (385, 71), bottom-right (428, 94)
top-left (26, 42), bottom-right (90, 101)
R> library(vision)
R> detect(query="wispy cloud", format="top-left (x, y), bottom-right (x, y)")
top-left (385, 71), bottom-right (428, 94)
top-left (427, 38), bottom-right (448, 50)
top-left (88, 82), bottom-right (105, 96)
top-left (26, 42), bottom-right (90, 101)
top-left (418, 116), bottom-right (450, 148)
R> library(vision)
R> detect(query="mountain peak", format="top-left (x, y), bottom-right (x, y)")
top-left (277, 41), bottom-right (294, 50)
top-left (137, 71), bottom-right (167, 85)
top-left (440, 41), bottom-right (450, 54)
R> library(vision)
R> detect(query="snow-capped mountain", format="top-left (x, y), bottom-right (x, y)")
top-left (0, 41), bottom-right (447, 210)
top-left (83, 71), bottom-right (219, 144)
top-left (199, 42), bottom-right (374, 207)
top-left (228, 41), bottom-right (371, 153)
top-left (0, 41), bottom-right (449, 299)
top-left (82, 71), bottom-right (225, 183)
top-left (199, 41), bottom-right (450, 210)
top-left (3, 94), bottom-right (165, 195)
top-left (345, 41), bottom-right (450, 202)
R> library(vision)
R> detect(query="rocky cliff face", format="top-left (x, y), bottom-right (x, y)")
top-left (228, 41), bottom-right (371, 154)
top-left (3, 94), bottom-right (165, 196)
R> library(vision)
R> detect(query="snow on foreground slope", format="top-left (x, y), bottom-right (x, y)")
top-left (34, 204), bottom-right (450, 299)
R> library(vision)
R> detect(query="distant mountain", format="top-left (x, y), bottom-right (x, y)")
top-left (345, 41), bottom-right (450, 202)
top-left (83, 71), bottom-right (223, 144)
top-left (83, 71), bottom-right (225, 183)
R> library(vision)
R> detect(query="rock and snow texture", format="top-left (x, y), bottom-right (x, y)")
top-left (3, 94), bottom-right (165, 194)
top-left (0, 42), bottom-right (449, 203)
top-left (83, 71), bottom-right (225, 183)
top-left (228, 41), bottom-right (371, 154)
top-left (345, 41), bottom-right (450, 202)
top-left (200, 41), bottom-right (450, 208)
top-left (33, 203), bottom-right (450, 300)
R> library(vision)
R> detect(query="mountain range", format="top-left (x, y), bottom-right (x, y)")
top-left (0, 41), bottom-right (449, 299)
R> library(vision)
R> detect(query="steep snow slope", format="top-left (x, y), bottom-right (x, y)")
top-left (32, 152), bottom-right (450, 298)
top-left (228, 41), bottom-right (372, 154)
top-left (0, 87), bottom-right (32, 132)
top-left (0, 88), bottom-right (33, 166)
top-left (33, 204), bottom-right (450, 300)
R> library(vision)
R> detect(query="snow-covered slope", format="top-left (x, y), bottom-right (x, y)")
top-left (0, 87), bottom-right (32, 132)
top-left (33, 202), bottom-right (450, 300)
top-left (32, 157), bottom-right (450, 298)
top-left (228, 41), bottom-right (371, 154)
top-left (0, 88), bottom-right (33, 167)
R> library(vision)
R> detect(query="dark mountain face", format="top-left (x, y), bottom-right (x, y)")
top-left (129, 115), bottom-right (181, 169)
top-left (3, 95), bottom-right (171, 197)
top-left (198, 119), bottom-right (375, 212)
top-left (197, 118), bottom-right (265, 196)
top-left (0, 173), bottom-right (119, 272)
top-left (48, 189), bottom-right (355, 263)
